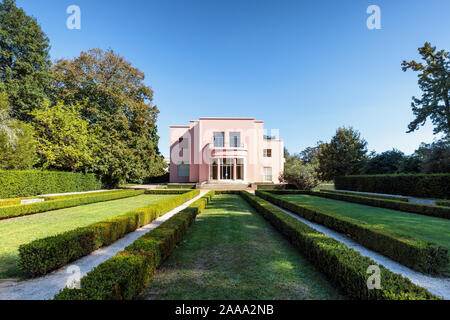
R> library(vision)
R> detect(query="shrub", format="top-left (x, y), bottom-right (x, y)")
top-left (334, 174), bottom-right (450, 199)
top-left (0, 170), bottom-right (102, 199)
top-left (167, 183), bottom-right (196, 189)
top-left (18, 190), bottom-right (200, 277)
top-left (0, 190), bottom-right (144, 220)
top-left (241, 192), bottom-right (437, 300)
top-left (143, 189), bottom-right (192, 195)
top-left (256, 191), bottom-right (448, 275)
top-left (54, 191), bottom-right (214, 300)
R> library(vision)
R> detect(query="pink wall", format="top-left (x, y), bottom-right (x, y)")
top-left (170, 118), bottom-right (284, 184)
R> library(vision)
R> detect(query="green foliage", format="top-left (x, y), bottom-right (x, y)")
top-left (18, 190), bottom-right (200, 277)
top-left (143, 189), bottom-right (193, 195)
top-left (54, 191), bottom-right (213, 300)
top-left (51, 49), bottom-right (166, 187)
top-left (415, 139), bottom-right (450, 173)
top-left (282, 160), bottom-right (320, 190)
top-left (402, 42), bottom-right (450, 136)
top-left (31, 101), bottom-right (100, 172)
top-left (0, 0), bottom-right (51, 121)
top-left (257, 191), bottom-right (448, 275)
top-left (334, 173), bottom-right (450, 199)
top-left (317, 127), bottom-right (368, 181)
top-left (363, 149), bottom-right (406, 174)
top-left (0, 170), bottom-right (101, 198)
top-left (166, 183), bottom-right (197, 189)
top-left (242, 192), bottom-right (437, 300)
top-left (0, 190), bottom-right (143, 220)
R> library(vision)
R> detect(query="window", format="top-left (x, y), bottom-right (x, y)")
top-left (210, 159), bottom-right (218, 180)
top-left (177, 163), bottom-right (190, 178)
top-left (263, 167), bottom-right (272, 182)
top-left (264, 149), bottom-right (272, 157)
top-left (213, 132), bottom-right (224, 147)
top-left (236, 159), bottom-right (244, 180)
top-left (220, 158), bottom-right (233, 180)
top-left (229, 132), bottom-right (241, 148)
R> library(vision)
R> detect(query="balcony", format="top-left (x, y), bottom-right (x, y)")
top-left (207, 142), bottom-right (248, 158)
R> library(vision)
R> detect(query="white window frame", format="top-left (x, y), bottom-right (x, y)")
top-left (263, 167), bottom-right (272, 182)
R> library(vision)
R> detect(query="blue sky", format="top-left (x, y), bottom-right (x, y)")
top-left (16, 0), bottom-right (450, 157)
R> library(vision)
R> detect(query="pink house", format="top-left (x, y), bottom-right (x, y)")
top-left (170, 117), bottom-right (284, 185)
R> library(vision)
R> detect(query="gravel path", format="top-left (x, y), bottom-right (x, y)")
top-left (0, 191), bottom-right (207, 300)
top-left (262, 199), bottom-right (450, 299)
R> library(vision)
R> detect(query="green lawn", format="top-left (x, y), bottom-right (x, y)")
top-left (141, 194), bottom-right (345, 300)
top-left (279, 194), bottom-right (450, 251)
top-left (0, 194), bottom-right (174, 278)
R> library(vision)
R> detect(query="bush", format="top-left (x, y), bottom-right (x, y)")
top-left (143, 189), bottom-right (192, 195)
top-left (167, 183), bottom-right (196, 189)
top-left (241, 192), bottom-right (437, 300)
top-left (0, 190), bottom-right (143, 220)
top-left (256, 191), bottom-right (448, 275)
top-left (0, 170), bottom-right (102, 199)
top-left (18, 190), bottom-right (200, 277)
top-left (334, 174), bottom-right (450, 199)
top-left (54, 191), bottom-right (214, 300)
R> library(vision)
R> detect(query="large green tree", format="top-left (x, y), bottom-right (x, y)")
top-left (402, 42), bottom-right (450, 136)
top-left (31, 101), bottom-right (100, 172)
top-left (51, 49), bottom-right (166, 186)
top-left (0, 0), bottom-right (51, 121)
top-left (317, 127), bottom-right (368, 181)
top-left (363, 149), bottom-right (406, 174)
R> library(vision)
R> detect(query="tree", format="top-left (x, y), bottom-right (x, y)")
top-left (402, 42), bottom-right (450, 136)
top-left (0, 92), bottom-right (36, 169)
top-left (363, 149), bottom-right (406, 174)
top-left (51, 49), bottom-right (166, 186)
top-left (282, 159), bottom-right (320, 190)
top-left (0, 0), bottom-right (51, 121)
top-left (317, 127), bottom-right (368, 181)
top-left (415, 139), bottom-right (450, 173)
top-left (31, 101), bottom-right (99, 173)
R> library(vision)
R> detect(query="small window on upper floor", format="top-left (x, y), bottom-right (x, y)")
top-left (213, 132), bottom-right (224, 147)
top-left (229, 132), bottom-right (241, 148)
top-left (264, 149), bottom-right (272, 157)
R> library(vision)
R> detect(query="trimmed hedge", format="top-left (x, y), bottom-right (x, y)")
top-left (0, 170), bottom-right (102, 199)
top-left (167, 183), bottom-right (196, 189)
top-left (241, 192), bottom-right (437, 299)
top-left (274, 190), bottom-right (450, 220)
top-left (143, 189), bottom-right (192, 195)
top-left (18, 190), bottom-right (200, 277)
top-left (54, 191), bottom-right (214, 300)
top-left (257, 191), bottom-right (449, 275)
top-left (323, 189), bottom-right (409, 202)
top-left (0, 190), bottom-right (144, 220)
top-left (334, 174), bottom-right (450, 199)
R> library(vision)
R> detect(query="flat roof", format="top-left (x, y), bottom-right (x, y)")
top-left (199, 117), bottom-right (255, 121)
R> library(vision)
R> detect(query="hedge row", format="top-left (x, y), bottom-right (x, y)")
top-left (167, 183), bottom-right (196, 189)
top-left (0, 170), bottom-right (102, 199)
top-left (323, 189), bottom-right (409, 202)
top-left (334, 174), bottom-right (450, 199)
top-left (0, 190), bottom-right (144, 220)
top-left (54, 191), bottom-right (215, 300)
top-left (256, 191), bottom-right (448, 275)
top-left (18, 190), bottom-right (200, 277)
top-left (272, 190), bottom-right (450, 220)
top-left (436, 200), bottom-right (450, 207)
top-left (143, 189), bottom-right (193, 195)
top-left (241, 192), bottom-right (437, 299)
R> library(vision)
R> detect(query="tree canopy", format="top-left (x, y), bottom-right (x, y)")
top-left (402, 42), bottom-right (450, 136)
top-left (0, 0), bottom-right (51, 121)
top-left (51, 49), bottom-right (166, 186)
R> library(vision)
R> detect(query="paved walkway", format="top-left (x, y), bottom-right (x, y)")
top-left (0, 191), bottom-right (207, 300)
top-left (330, 189), bottom-right (437, 205)
top-left (261, 199), bottom-right (450, 299)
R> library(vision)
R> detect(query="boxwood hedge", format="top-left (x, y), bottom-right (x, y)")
top-left (18, 190), bottom-right (200, 277)
top-left (0, 190), bottom-right (144, 220)
top-left (334, 174), bottom-right (450, 199)
top-left (242, 192), bottom-right (438, 300)
top-left (0, 170), bottom-right (102, 199)
top-left (271, 190), bottom-right (450, 220)
top-left (54, 191), bottom-right (214, 300)
top-left (256, 191), bottom-right (448, 275)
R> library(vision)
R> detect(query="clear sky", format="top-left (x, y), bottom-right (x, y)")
top-left (16, 0), bottom-right (450, 157)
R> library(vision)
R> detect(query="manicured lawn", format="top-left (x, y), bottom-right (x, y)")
top-left (0, 194), bottom-right (174, 278)
top-left (141, 194), bottom-right (345, 300)
top-left (278, 194), bottom-right (450, 251)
